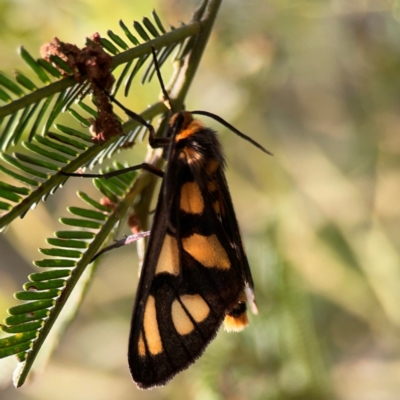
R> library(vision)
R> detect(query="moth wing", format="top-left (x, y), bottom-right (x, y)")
top-left (128, 160), bottom-right (242, 389)
top-left (212, 171), bottom-right (258, 321)
top-left (214, 172), bottom-right (255, 292)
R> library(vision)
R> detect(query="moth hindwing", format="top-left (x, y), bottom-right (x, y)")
top-left (128, 110), bottom-right (258, 389)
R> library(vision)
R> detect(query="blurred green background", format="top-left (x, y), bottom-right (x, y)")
top-left (1, 0), bottom-right (400, 399)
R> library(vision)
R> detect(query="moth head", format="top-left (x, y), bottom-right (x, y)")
top-left (169, 111), bottom-right (194, 135)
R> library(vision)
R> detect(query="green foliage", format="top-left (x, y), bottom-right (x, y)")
top-left (1, 161), bottom-right (141, 386)
top-left (0, 10), bottom-right (200, 230)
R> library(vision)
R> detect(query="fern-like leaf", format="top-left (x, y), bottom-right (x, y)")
top-left (0, 100), bottom-right (165, 231)
top-left (0, 162), bottom-right (149, 386)
top-left (0, 11), bottom-right (200, 228)
top-left (0, 11), bottom-right (200, 146)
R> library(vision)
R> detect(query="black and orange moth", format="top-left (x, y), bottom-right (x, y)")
top-left (71, 47), bottom-right (270, 389)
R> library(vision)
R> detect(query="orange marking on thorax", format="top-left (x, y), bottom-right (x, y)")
top-left (175, 120), bottom-right (205, 142)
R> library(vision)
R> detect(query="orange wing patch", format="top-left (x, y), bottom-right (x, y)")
top-left (171, 300), bottom-right (195, 335)
top-left (182, 234), bottom-right (230, 269)
top-left (138, 332), bottom-right (146, 357)
top-left (212, 200), bottom-right (221, 215)
top-left (143, 295), bottom-right (163, 355)
top-left (205, 159), bottom-right (220, 175)
top-left (171, 294), bottom-right (210, 335)
top-left (180, 294), bottom-right (210, 323)
top-left (207, 181), bottom-right (217, 192)
top-left (180, 181), bottom-right (204, 214)
top-left (155, 234), bottom-right (180, 276)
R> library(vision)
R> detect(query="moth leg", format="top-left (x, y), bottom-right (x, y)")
top-left (60, 162), bottom-right (164, 179)
top-left (91, 231), bottom-right (151, 262)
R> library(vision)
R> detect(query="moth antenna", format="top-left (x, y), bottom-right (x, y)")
top-left (92, 79), bottom-right (158, 146)
top-left (150, 46), bottom-right (174, 113)
top-left (190, 110), bottom-right (273, 155)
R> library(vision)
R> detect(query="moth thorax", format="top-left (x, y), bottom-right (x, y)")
top-left (170, 111), bottom-right (193, 133)
top-left (173, 114), bottom-right (205, 143)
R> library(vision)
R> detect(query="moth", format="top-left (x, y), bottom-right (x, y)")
top-left (129, 111), bottom-right (271, 388)
top-left (73, 48), bottom-right (270, 389)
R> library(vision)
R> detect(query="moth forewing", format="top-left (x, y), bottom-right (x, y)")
top-left (214, 168), bottom-right (259, 314)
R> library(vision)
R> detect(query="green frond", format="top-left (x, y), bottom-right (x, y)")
top-left (0, 10), bottom-right (200, 148)
top-left (0, 10), bottom-right (200, 228)
top-left (0, 162), bottom-right (143, 386)
top-left (18, 47), bottom-right (52, 85)
top-left (0, 100), bottom-right (165, 231)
